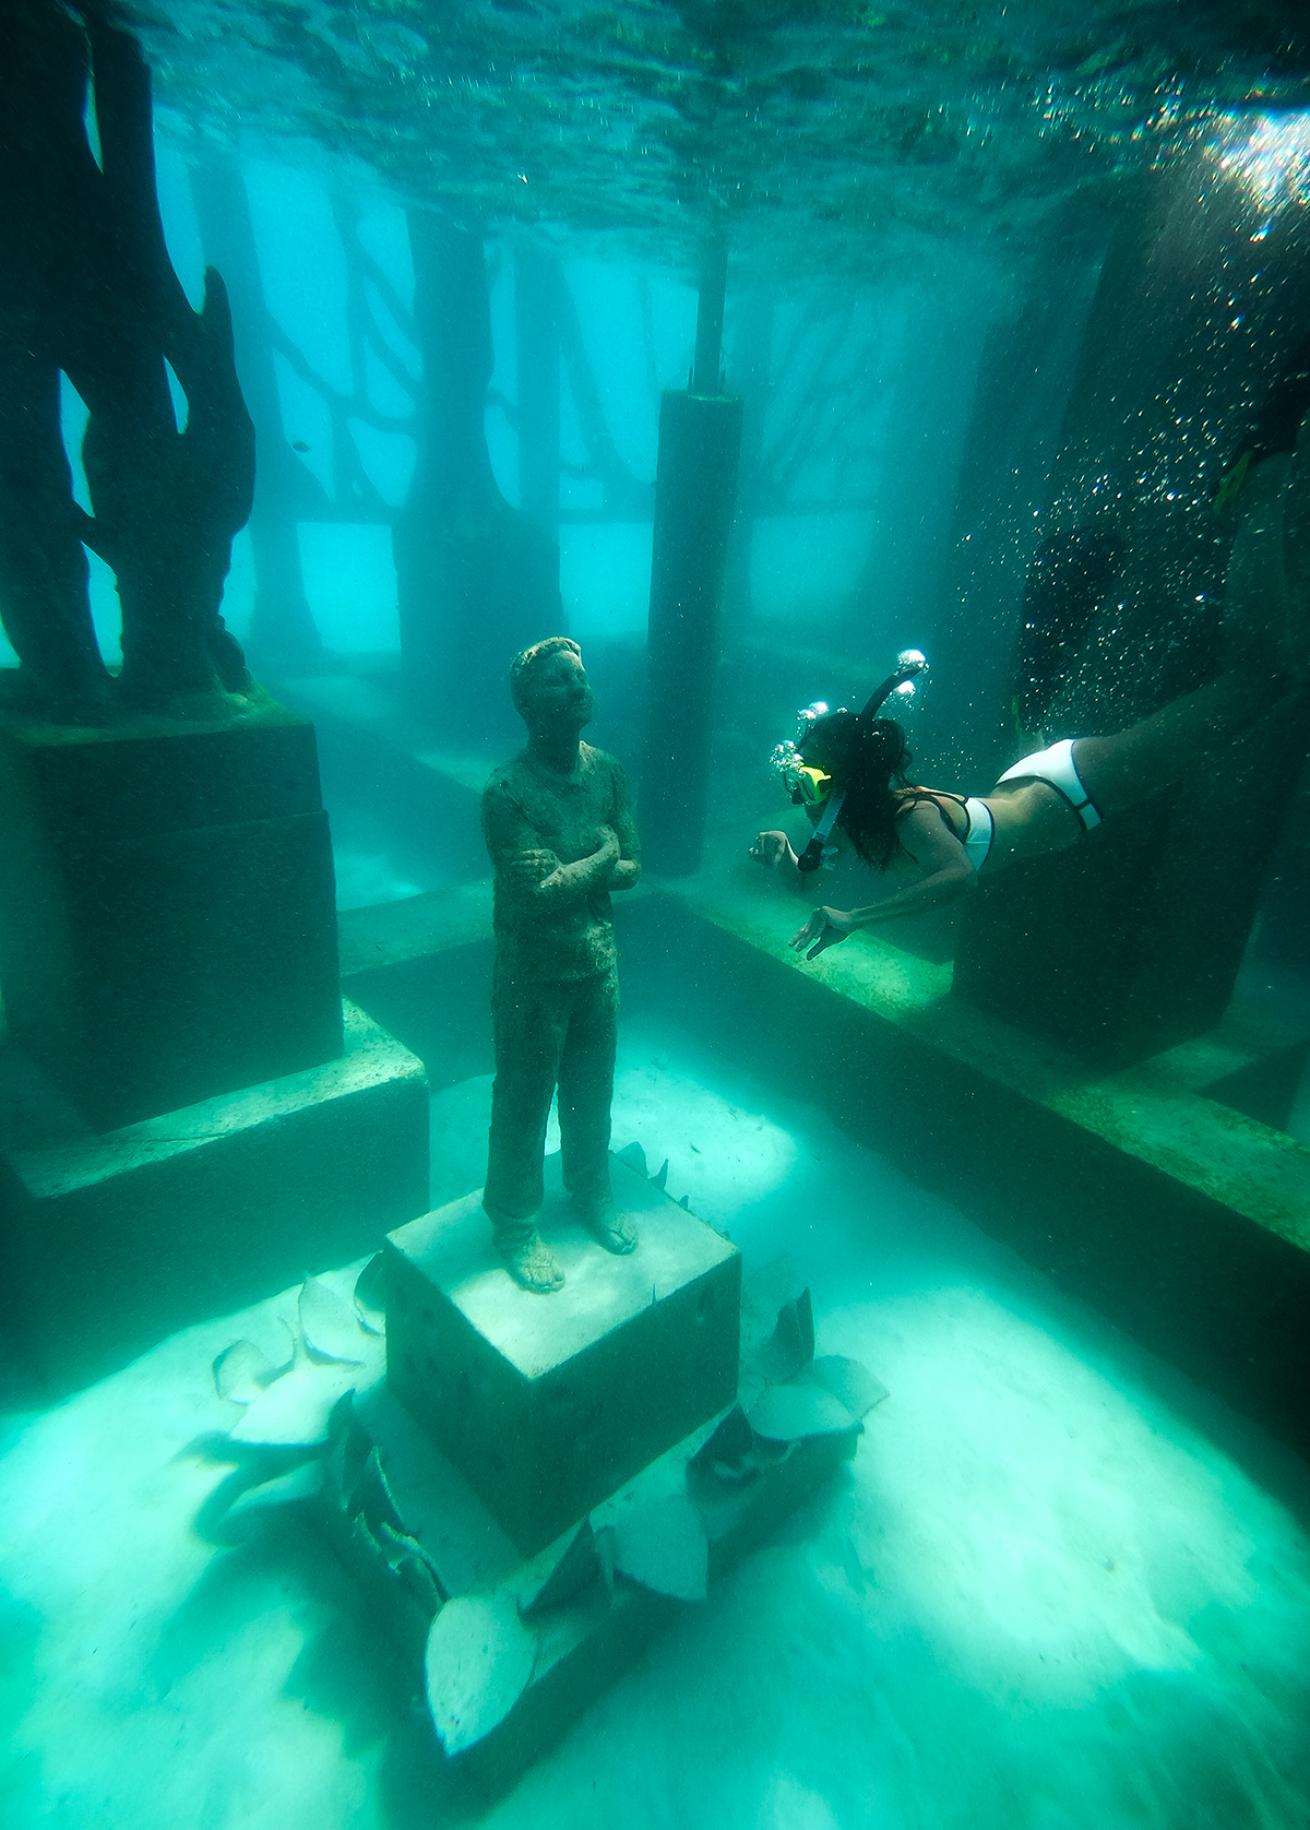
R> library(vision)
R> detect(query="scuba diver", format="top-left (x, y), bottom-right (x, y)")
top-left (752, 407), bottom-right (1308, 961)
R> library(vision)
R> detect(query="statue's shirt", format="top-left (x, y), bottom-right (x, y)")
top-left (481, 743), bottom-right (639, 982)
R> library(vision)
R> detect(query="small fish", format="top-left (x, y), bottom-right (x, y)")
top-left (290, 438), bottom-right (310, 452)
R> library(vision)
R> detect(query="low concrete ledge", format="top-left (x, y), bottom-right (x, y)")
top-left (0, 1001), bottom-right (429, 1396)
top-left (333, 861), bottom-right (1310, 1454)
top-left (628, 865), bottom-right (1310, 1456)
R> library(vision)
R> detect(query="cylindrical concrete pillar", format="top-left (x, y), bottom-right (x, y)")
top-left (640, 388), bottom-right (743, 875)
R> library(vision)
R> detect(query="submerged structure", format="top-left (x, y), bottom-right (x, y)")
top-left (221, 1157), bottom-right (884, 1789)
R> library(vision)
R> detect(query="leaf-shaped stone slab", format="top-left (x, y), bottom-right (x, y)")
top-left (614, 1140), bottom-right (648, 1176)
top-left (748, 1381), bottom-right (859, 1444)
top-left (230, 1364), bottom-right (358, 1448)
top-left (519, 1520), bottom-right (600, 1618)
top-left (613, 1494), bottom-right (708, 1602)
top-left (424, 1593), bottom-right (537, 1756)
top-left (759, 1289), bottom-right (815, 1383)
top-left (353, 1253), bottom-right (387, 1336)
top-left (213, 1340), bottom-right (279, 1405)
top-left (299, 1275), bottom-right (367, 1364)
top-left (809, 1354), bottom-right (888, 1421)
top-left (687, 1405), bottom-right (755, 1483)
top-left (223, 1460), bottom-right (323, 1524)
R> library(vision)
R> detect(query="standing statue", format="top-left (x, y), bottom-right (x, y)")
top-left (481, 637), bottom-right (642, 1292)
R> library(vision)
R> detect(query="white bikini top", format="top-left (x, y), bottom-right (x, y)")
top-left (909, 793), bottom-right (996, 871)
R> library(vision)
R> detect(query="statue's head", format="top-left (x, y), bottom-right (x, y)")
top-left (509, 636), bottom-right (592, 736)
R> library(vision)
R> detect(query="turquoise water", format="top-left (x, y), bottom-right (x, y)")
top-left (2, 4), bottom-right (1310, 1826)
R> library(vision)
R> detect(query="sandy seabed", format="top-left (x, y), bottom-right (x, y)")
top-left (3, 1015), bottom-right (1309, 1830)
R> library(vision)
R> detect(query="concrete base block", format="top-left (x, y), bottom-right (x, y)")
top-left (621, 880), bottom-right (1310, 1461)
top-left (954, 711), bottom-right (1305, 1066)
top-left (0, 1001), bottom-right (429, 1396)
top-left (386, 1154), bottom-right (741, 1554)
top-left (0, 693), bottom-right (342, 1128)
top-left (318, 1366), bottom-right (859, 1800)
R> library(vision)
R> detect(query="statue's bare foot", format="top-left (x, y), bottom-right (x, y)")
top-left (580, 1204), bottom-right (639, 1255)
top-left (501, 1231), bottom-right (565, 1293)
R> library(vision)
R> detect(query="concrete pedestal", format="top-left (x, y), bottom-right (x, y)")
top-left (953, 711), bottom-right (1303, 1066)
top-left (386, 1153), bottom-right (741, 1554)
top-left (0, 1001), bottom-right (428, 1395)
top-left (0, 693), bottom-right (342, 1128)
top-left (317, 1373), bottom-right (859, 1797)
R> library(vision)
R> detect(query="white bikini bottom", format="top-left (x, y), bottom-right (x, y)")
top-left (993, 737), bottom-right (1102, 834)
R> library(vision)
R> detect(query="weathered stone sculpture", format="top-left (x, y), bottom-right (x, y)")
top-left (480, 637), bottom-right (641, 1291)
top-left (0, 2), bottom-right (252, 719)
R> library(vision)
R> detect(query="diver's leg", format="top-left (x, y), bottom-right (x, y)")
top-left (1070, 667), bottom-right (1292, 821)
top-left (1074, 455), bottom-right (1303, 820)
top-left (1216, 330), bottom-right (1310, 664)
top-left (1219, 453), bottom-right (1295, 667)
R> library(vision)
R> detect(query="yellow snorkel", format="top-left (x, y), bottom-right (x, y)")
top-left (770, 650), bottom-right (930, 874)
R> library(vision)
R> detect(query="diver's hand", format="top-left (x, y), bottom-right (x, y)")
top-left (750, 831), bottom-right (799, 870)
top-left (790, 906), bottom-right (855, 960)
top-left (507, 849), bottom-right (558, 885)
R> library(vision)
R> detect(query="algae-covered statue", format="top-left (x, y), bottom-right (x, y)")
top-left (481, 637), bottom-right (642, 1292)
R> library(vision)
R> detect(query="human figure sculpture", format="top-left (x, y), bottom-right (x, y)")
top-left (481, 637), bottom-right (642, 1292)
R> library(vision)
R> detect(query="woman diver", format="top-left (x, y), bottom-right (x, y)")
top-left (752, 426), bottom-right (1308, 961)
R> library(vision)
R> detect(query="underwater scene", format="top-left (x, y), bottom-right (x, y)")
top-left (2, 1), bottom-right (1310, 1824)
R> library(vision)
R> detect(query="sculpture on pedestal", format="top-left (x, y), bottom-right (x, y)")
top-left (0, 2), bottom-right (253, 721)
top-left (480, 637), bottom-right (642, 1292)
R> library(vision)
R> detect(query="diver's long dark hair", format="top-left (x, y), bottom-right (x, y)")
top-left (800, 710), bottom-right (933, 871)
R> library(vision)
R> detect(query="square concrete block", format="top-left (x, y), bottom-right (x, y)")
top-left (0, 695), bottom-right (342, 1127)
top-left (385, 1155), bottom-right (741, 1555)
top-left (0, 1002), bottom-right (429, 1396)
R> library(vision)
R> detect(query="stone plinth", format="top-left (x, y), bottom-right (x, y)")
top-left (953, 711), bottom-right (1303, 1067)
top-left (386, 1154), bottom-right (741, 1555)
top-left (0, 693), bottom-right (342, 1129)
top-left (318, 1375), bottom-right (859, 1797)
top-left (0, 1001), bottom-right (428, 1396)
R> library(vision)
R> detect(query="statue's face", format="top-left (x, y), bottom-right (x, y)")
top-left (522, 647), bottom-right (593, 733)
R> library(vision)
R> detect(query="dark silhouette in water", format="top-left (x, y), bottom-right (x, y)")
top-left (1009, 524), bottom-right (1126, 741)
top-left (0, 2), bottom-right (253, 719)
top-left (393, 216), bottom-right (560, 742)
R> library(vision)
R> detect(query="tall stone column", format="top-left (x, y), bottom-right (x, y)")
top-left (641, 233), bottom-right (743, 876)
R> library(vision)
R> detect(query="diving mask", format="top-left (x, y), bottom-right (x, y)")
top-left (769, 735), bottom-right (834, 807)
top-left (768, 652), bottom-right (929, 872)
